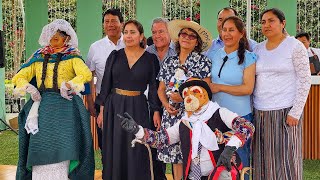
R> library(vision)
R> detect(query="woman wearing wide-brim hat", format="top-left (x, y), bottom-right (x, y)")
top-left (157, 19), bottom-right (213, 180)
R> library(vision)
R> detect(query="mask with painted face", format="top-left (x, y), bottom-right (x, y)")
top-left (179, 78), bottom-right (212, 117)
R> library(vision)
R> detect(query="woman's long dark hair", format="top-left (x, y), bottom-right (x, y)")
top-left (221, 16), bottom-right (249, 65)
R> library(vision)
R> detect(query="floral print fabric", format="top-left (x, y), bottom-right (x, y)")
top-left (157, 51), bottom-right (212, 163)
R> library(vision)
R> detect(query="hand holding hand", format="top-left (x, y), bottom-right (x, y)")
top-left (26, 84), bottom-right (41, 102)
top-left (118, 112), bottom-right (140, 134)
top-left (217, 146), bottom-right (237, 171)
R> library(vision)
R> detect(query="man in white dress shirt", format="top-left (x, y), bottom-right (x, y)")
top-left (86, 9), bottom-right (125, 150)
top-left (296, 32), bottom-right (320, 75)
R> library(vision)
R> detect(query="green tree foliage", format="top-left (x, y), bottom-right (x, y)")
top-left (102, 0), bottom-right (136, 22)
top-left (230, 0), bottom-right (320, 47)
top-left (230, 0), bottom-right (267, 43)
top-left (2, 0), bottom-right (25, 79)
top-left (297, 0), bottom-right (320, 47)
top-left (102, 0), bottom-right (136, 36)
top-left (48, 0), bottom-right (77, 30)
top-left (2, 0), bottom-right (78, 79)
top-left (2, 0), bottom-right (320, 80)
top-left (163, 0), bottom-right (200, 24)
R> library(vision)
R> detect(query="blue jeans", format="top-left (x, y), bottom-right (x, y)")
top-left (236, 113), bottom-right (253, 180)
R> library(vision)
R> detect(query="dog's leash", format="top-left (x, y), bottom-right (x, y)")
top-left (131, 138), bottom-right (154, 180)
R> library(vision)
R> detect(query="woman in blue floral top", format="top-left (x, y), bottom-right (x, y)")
top-left (157, 19), bottom-right (212, 179)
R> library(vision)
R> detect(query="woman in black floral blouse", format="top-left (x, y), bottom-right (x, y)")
top-left (157, 19), bottom-right (213, 180)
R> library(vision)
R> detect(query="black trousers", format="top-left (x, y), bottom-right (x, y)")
top-left (150, 109), bottom-right (167, 180)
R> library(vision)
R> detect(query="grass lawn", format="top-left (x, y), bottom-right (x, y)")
top-left (1, 130), bottom-right (319, 179)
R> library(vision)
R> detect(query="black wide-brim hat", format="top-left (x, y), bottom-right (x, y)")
top-left (178, 78), bottom-right (212, 100)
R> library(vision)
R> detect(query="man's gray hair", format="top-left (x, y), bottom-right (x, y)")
top-left (151, 17), bottom-right (169, 29)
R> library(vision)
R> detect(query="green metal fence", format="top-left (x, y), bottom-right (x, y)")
top-left (48, 0), bottom-right (77, 30)
top-left (230, 0), bottom-right (267, 43)
top-left (2, 0), bottom-right (320, 80)
top-left (103, 0), bottom-right (136, 21)
top-left (162, 0), bottom-right (200, 24)
top-left (297, 0), bottom-right (320, 47)
top-left (2, 0), bottom-right (25, 80)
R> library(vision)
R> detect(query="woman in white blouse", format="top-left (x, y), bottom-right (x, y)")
top-left (252, 8), bottom-right (311, 180)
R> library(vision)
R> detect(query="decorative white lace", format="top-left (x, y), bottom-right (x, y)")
top-left (253, 37), bottom-right (311, 120)
top-left (39, 19), bottom-right (78, 48)
top-left (288, 42), bottom-right (311, 119)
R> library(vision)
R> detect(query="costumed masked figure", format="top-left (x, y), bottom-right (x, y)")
top-left (12, 19), bottom-right (95, 180)
top-left (119, 78), bottom-right (255, 180)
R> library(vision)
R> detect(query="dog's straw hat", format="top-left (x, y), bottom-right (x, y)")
top-left (168, 19), bottom-right (213, 51)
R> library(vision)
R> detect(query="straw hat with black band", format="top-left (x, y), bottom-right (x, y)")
top-left (168, 19), bottom-right (213, 51)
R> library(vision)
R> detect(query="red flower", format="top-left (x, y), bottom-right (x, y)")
top-left (251, 5), bottom-right (259, 10)
top-left (16, 29), bottom-right (23, 36)
top-left (9, 41), bottom-right (15, 47)
top-left (195, 13), bottom-right (200, 20)
top-left (185, 17), bottom-right (191, 21)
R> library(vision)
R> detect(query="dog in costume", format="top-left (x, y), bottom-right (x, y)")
top-left (119, 78), bottom-right (254, 180)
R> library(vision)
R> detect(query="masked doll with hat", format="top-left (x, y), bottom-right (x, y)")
top-left (12, 19), bottom-right (94, 180)
top-left (157, 19), bottom-right (213, 179)
top-left (119, 78), bottom-right (254, 180)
